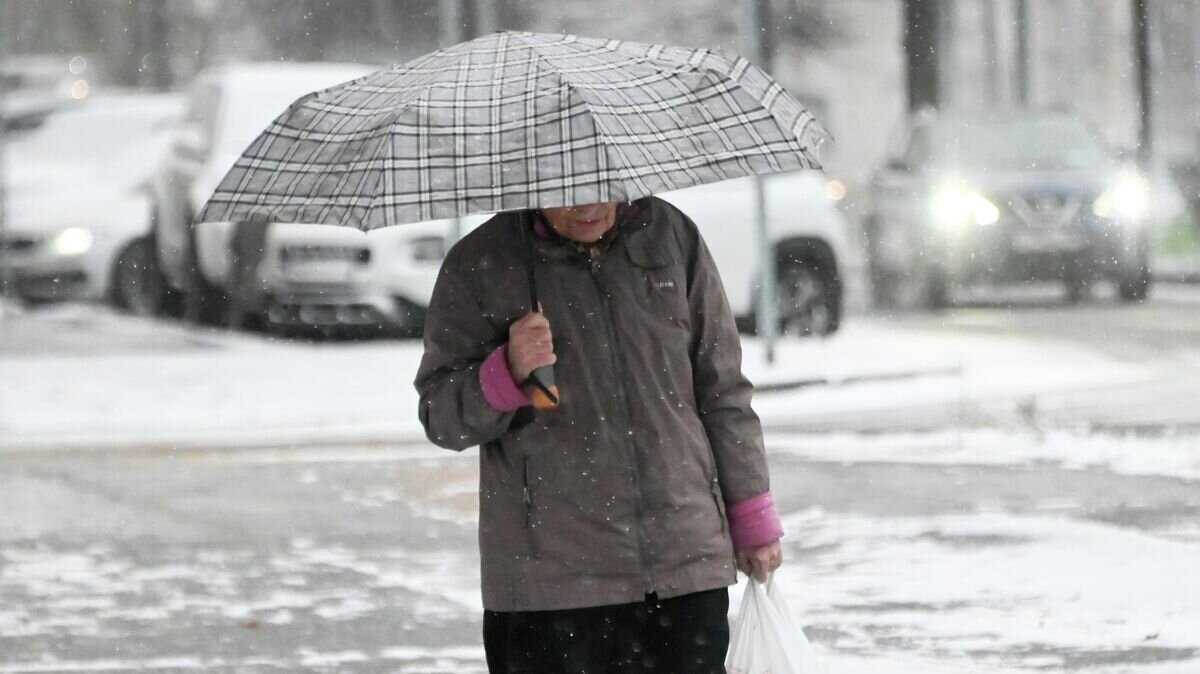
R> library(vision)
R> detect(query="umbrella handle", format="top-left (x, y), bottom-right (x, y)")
top-left (522, 210), bottom-right (559, 409)
top-left (528, 365), bottom-right (559, 409)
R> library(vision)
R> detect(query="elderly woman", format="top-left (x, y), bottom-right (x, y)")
top-left (415, 198), bottom-right (784, 673)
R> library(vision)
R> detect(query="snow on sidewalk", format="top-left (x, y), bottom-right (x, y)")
top-left (767, 507), bottom-right (1200, 672)
top-left (770, 429), bottom-right (1200, 481)
top-left (0, 304), bottom-right (1175, 458)
top-left (0, 317), bottom-right (427, 452)
top-left (1, 306), bottom-right (955, 452)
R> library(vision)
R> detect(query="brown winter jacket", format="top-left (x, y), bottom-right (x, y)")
top-left (414, 196), bottom-right (770, 612)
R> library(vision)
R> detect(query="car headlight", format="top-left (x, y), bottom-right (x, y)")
top-left (825, 179), bottom-right (847, 202)
top-left (410, 236), bottom-right (446, 262)
top-left (1093, 170), bottom-right (1149, 221)
top-left (51, 227), bottom-right (94, 256)
top-left (932, 183), bottom-right (1000, 229)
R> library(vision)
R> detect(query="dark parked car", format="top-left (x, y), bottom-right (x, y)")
top-left (865, 110), bottom-right (1153, 307)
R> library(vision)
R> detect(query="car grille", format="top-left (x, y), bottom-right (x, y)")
top-left (279, 245), bottom-right (370, 264)
top-left (1006, 191), bottom-right (1085, 229)
top-left (0, 236), bottom-right (39, 254)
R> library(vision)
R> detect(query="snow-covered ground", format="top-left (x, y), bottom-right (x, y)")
top-left (2, 305), bottom-right (1199, 672)
top-left (774, 508), bottom-right (1200, 672)
top-left (770, 430), bottom-right (1200, 481)
top-left (7, 511), bottom-right (1195, 673)
top-left (2, 446), bottom-right (1196, 673)
top-left (0, 305), bottom-right (1159, 447)
top-left (3, 304), bottom-right (1198, 483)
top-left (0, 304), bottom-right (970, 451)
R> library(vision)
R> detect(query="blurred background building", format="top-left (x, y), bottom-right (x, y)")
top-left (2, 0), bottom-right (1197, 186)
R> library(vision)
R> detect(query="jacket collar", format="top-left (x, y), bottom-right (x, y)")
top-left (528, 201), bottom-right (646, 261)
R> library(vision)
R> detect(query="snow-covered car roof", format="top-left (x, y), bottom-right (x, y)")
top-left (195, 61), bottom-right (376, 158)
top-left (205, 61), bottom-right (375, 96)
top-left (9, 91), bottom-right (185, 198)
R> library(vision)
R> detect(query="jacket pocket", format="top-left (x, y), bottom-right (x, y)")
top-left (523, 456), bottom-right (540, 558)
top-left (709, 475), bottom-right (728, 534)
top-left (624, 242), bottom-right (688, 327)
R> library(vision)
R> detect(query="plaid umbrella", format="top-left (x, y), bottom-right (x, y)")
top-left (197, 30), bottom-right (827, 230)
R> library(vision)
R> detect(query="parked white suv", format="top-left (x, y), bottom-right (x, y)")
top-left (370, 170), bottom-right (854, 338)
top-left (148, 61), bottom-right (411, 330)
top-left (662, 171), bottom-right (853, 336)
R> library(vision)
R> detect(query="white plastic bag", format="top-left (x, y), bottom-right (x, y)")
top-left (727, 575), bottom-right (824, 674)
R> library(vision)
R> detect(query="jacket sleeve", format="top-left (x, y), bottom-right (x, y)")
top-left (414, 247), bottom-right (519, 451)
top-left (669, 204), bottom-right (771, 504)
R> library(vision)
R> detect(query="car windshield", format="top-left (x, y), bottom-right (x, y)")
top-left (933, 117), bottom-right (1111, 171)
top-left (11, 106), bottom-right (176, 162)
top-left (217, 89), bottom-right (303, 157)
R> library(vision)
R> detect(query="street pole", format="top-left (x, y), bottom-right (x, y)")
top-left (1194, 0), bottom-right (1200, 157)
top-left (1132, 0), bottom-right (1154, 167)
top-left (1014, 0), bottom-right (1031, 106)
top-left (475, 0), bottom-right (499, 35)
top-left (438, 0), bottom-right (463, 47)
top-left (1194, 0), bottom-right (1200, 156)
top-left (740, 0), bottom-right (777, 364)
top-left (936, 0), bottom-right (954, 110)
top-left (0, 49), bottom-right (10, 312)
top-left (902, 0), bottom-right (943, 111)
top-left (982, 0), bottom-right (1002, 107)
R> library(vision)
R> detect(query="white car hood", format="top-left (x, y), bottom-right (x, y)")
top-left (6, 183), bottom-right (145, 237)
top-left (5, 155), bottom-right (148, 236)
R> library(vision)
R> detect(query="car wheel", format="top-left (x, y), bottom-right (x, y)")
top-left (182, 234), bottom-right (230, 326)
top-left (921, 268), bottom-right (950, 310)
top-left (863, 216), bottom-right (899, 310)
top-left (226, 301), bottom-right (267, 333)
top-left (224, 273), bottom-right (268, 333)
top-left (776, 261), bottom-right (838, 337)
top-left (110, 237), bottom-right (166, 316)
top-left (1064, 257), bottom-right (1091, 305)
top-left (1118, 267), bottom-right (1152, 302)
top-left (869, 266), bottom-right (900, 310)
top-left (145, 204), bottom-right (185, 318)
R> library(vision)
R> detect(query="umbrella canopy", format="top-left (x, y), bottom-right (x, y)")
top-left (198, 30), bottom-right (827, 230)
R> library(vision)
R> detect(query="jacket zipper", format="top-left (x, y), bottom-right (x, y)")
top-left (588, 256), bottom-right (656, 594)
top-left (710, 477), bottom-right (727, 533)
top-left (523, 456), bottom-right (539, 558)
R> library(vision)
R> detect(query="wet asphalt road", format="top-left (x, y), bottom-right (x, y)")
top-left (892, 287), bottom-right (1200, 359)
top-left (2, 293), bottom-right (1200, 671)
top-left (764, 288), bottom-right (1200, 435)
top-left (1, 445), bottom-right (1198, 673)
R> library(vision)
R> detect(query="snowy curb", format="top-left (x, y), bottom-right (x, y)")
top-left (0, 369), bottom-right (964, 455)
top-left (0, 425), bottom-right (431, 456)
top-left (754, 364), bottom-right (962, 393)
top-left (1153, 253), bottom-right (1200, 283)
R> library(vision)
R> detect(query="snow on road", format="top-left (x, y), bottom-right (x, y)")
top-left (4, 306), bottom-right (1198, 486)
top-left (771, 508), bottom-right (1200, 670)
top-left (2, 457), bottom-right (1196, 673)
top-left (770, 429), bottom-right (1200, 481)
top-left (2, 304), bottom-right (1198, 671)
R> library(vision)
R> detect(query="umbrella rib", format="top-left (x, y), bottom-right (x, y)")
top-left (487, 32), bottom-right (510, 210)
top-left (200, 31), bottom-right (826, 229)
top-left (514, 35), bottom-right (814, 194)
top-left (514, 37), bottom-right (651, 200)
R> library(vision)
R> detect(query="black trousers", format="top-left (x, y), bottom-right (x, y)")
top-left (483, 588), bottom-right (729, 674)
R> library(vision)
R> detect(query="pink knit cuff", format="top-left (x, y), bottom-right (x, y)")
top-left (726, 491), bottom-right (784, 551)
top-left (479, 344), bottom-right (532, 412)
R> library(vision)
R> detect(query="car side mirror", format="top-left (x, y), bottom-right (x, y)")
top-left (886, 156), bottom-right (911, 172)
top-left (173, 125), bottom-right (209, 162)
